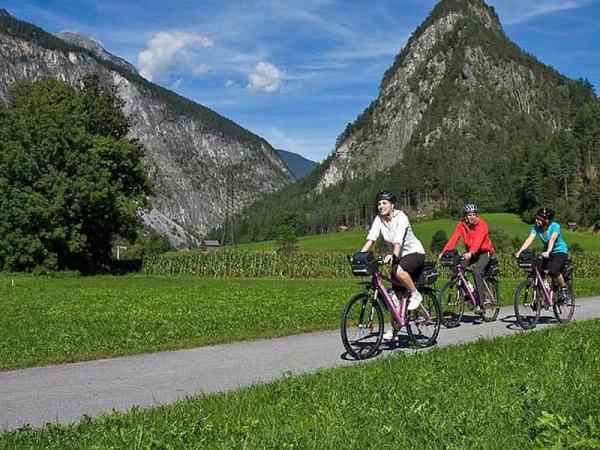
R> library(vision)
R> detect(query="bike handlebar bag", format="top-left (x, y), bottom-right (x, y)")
top-left (440, 250), bottom-right (459, 267)
top-left (517, 249), bottom-right (535, 268)
top-left (350, 251), bottom-right (377, 276)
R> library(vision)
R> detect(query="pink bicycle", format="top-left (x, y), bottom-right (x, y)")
top-left (341, 252), bottom-right (441, 360)
top-left (514, 250), bottom-right (575, 329)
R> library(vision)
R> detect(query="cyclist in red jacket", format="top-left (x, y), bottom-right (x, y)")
top-left (438, 203), bottom-right (496, 313)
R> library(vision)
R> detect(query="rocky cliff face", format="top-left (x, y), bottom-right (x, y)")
top-left (316, 0), bottom-right (574, 191)
top-left (0, 14), bottom-right (293, 246)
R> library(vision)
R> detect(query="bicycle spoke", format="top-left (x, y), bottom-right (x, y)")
top-left (341, 292), bottom-right (383, 359)
top-left (514, 280), bottom-right (540, 329)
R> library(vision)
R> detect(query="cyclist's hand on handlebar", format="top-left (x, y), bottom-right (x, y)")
top-left (383, 254), bottom-right (394, 264)
top-left (541, 251), bottom-right (550, 259)
top-left (514, 251), bottom-right (520, 258)
top-left (463, 252), bottom-right (472, 261)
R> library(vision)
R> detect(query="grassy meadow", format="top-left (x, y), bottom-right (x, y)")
top-left (234, 213), bottom-right (600, 253)
top-left (2, 319), bottom-right (600, 448)
top-left (1, 274), bottom-right (600, 371)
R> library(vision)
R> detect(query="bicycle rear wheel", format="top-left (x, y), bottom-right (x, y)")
top-left (438, 281), bottom-right (464, 328)
top-left (340, 292), bottom-right (384, 359)
top-left (481, 278), bottom-right (501, 322)
top-left (553, 283), bottom-right (575, 324)
top-left (407, 290), bottom-right (441, 348)
top-left (514, 279), bottom-right (540, 329)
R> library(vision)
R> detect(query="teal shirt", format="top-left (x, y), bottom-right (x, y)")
top-left (530, 221), bottom-right (569, 254)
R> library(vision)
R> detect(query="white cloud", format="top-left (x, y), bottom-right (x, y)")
top-left (247, 61), bottom-right (283, 93)
top-left (138, 31), bottom-right (213, 82)
top-left (492, 0), bottom-right (591, 24)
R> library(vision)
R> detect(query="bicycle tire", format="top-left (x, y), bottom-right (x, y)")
top-left (514, 279), bottom-right (540, 330)
top-left (407, 290), bottom-right (441, 348)
top-left (438, 281), bottom-right (464, 328)
top-left (340, 292), bottom-right (384, 359)
top-left (553, 282), bottom-right (575, 324)
top-left (481, 278), bottom-right (501, 322)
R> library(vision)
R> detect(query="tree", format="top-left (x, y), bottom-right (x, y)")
top-left (430, 230), bottom-right (448, 253)
top-left (0, 76), bottom-right (152, 271)
top-left (275, 225), bottom-right (298, 254)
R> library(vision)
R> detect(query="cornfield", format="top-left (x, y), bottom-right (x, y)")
top-left (143, 250), bottom-right (600, 279)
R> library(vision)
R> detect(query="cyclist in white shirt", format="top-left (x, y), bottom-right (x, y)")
top-left (360, 190), bottom-right (426, 339)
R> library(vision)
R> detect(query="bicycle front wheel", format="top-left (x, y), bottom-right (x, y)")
top-left (481, 278), bottom-right (501, 322)
top-left (514, 279), bottom-right (540, 330)
top-left (438, 281), bottom-right (464, 328)
top-left (340, 292), bottom-right (384, 359)
top-left (553, 283), bottom-right (575, 324)
top-left (407, 290), bottom-right (441, 348)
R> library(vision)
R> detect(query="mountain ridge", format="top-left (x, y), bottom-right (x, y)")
top-left (275, 150), bottom-right (317, 180)
top-left (0, 11), bottom-right (294, 246)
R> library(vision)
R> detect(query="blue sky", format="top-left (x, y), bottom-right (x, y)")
top-left (3, 0), bottom-right (599, 162)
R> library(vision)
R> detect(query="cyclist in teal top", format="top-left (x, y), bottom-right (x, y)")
top-left (515, 207), bottom-right (569, 295)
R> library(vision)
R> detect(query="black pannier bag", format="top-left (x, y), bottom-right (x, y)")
top-left (484, 258), bottom-right (499, 278)
top-left (416, 262), bottom-right (439, 286)
top-left (349, 251), bottom-right (378, 276)
top-left (562, 258), bottom-right (574, 280)
top-left (440, 250), bottom-right (459, 267)
top-left (517, 249), bottom-right (535, 268)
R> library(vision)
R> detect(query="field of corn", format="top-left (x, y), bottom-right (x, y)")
top-left (144, 250), bottom-right (600, 279)
top-left (3, 320), bottom-right (600, 448)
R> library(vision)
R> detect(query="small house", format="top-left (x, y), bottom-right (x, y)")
top-left (200, 240), bottom-right (220, 252)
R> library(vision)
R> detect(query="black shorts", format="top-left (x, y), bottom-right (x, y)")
top-left (542, 252), bottom-right (568, 277)
top-left (392, 253), bottom-right (425, 278)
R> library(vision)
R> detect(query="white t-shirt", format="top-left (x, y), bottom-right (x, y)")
top-left (366, 210), bottom-right (425, 256)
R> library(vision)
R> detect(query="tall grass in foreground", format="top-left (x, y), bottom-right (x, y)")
top-left (3, 320), bottom-right (600, 449)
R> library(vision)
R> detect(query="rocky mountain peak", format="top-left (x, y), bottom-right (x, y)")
top-left (0, 8), bottom-right (11, 18)
top-left (56, 31), bottom-right (139, 75)
top-left (315, 0), bottom-right (573, 192)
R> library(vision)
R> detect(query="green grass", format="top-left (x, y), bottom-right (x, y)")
top-left (3, 320), bottom-right (600, 448)
top-left (0, 276), bottom-right (355, 371)
top-left (234, 213), bottom-right (600, 253)
top-left (1, 275), bottom-right (599, 371)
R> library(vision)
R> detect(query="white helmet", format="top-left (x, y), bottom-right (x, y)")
top-left (464, 203), bottom-right (478, 214)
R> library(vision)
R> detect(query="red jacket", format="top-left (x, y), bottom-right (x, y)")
top-left (442, 218), bottom-right (495, 254)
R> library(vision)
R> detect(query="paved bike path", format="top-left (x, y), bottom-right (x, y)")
top-left (1, 296), bottom-right (599, 431)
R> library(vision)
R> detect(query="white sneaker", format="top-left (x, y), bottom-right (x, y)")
top-left (382, 329), bottom-right (394, 341)
top-left (407, 291), bottom-right (423, 311)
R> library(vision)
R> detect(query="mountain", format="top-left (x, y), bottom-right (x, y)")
top-left (209, 0), bottom-right (597, 243)
top-left (0, 11), bottom-right (294, 247)
top-left (275, 150), bottom-right (317, 179)
top-left (316, 0), bottom-right (587, 193)
top-left (57, 31), bottom-right (139, 75)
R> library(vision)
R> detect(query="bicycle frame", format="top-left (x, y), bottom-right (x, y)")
top-left (451, 263), bottom-right (479, 306)
top-left (529, 263), bottom-right (555, 307)
top-left (370, 271), bottom-right (412, 328)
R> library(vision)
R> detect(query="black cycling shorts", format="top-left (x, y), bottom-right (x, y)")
top-left (392, 253), bottom-right (425, 278)
top-left (542, 252), bottom-right (568, 277)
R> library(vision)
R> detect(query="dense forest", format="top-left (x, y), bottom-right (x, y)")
top-left (209, 84), bottom-right (599, 245)
top-left (208, 0), bottom-right (600, 244)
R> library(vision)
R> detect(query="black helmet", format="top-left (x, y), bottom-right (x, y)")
top-left (375, 189), bottom-right (397, 206)
top-left (536, 207), bottom-right (555, 221)
top-left (464, 203), bottom-right (478, 214)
